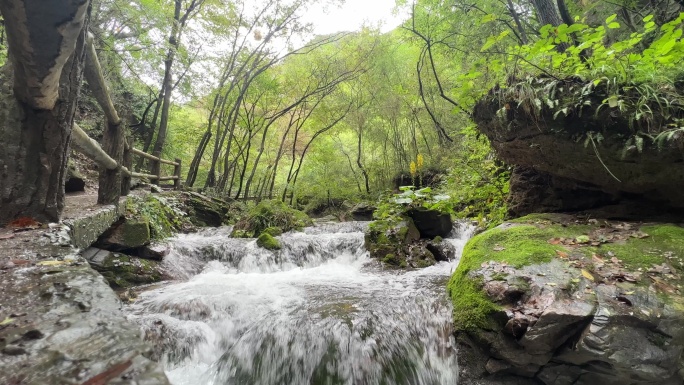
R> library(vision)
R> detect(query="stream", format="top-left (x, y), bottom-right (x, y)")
top-left (125, 221), bottom-right (474, 385)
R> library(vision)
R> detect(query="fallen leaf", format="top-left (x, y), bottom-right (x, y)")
top-left (631, 231), bottom-right (650, 239)
top-left (571, 278), bottom-right (580, 283)
top-left (8, 217), bottom-right (42, 231)
top-left (493, 245), bottom-right (506, 251)
top-left (592, 254), bottom-right (605, 265)
top-left (546, 282), bottom-right (557, 287)
top-left (36, 260), bottom-right (68, 266)
top-left (80, 360), bottom-right (132, 385)
top-left (576, 235), bottom-right (591, 244)
top-left (581, 269), bottom-right (595, 281)
top-left (0, 317), bottom-right (15, 326)
top-left (556, 250), bottom-right (569, 259)
top-left (548, 238), bottom-right (562, 245)
top-left (616, 296), bottom-right (633, 306)
top-left (610, 257), bottom-right (620, 264)
top-left (624, 291), bottom-right (635, 295)
top-left (641, 309), bottom-right (651, 317)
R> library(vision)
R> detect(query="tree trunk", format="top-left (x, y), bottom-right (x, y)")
top-left (151, 0), bottom-right (182, 182)
top-left (0, 0), bottom-right (90, 225)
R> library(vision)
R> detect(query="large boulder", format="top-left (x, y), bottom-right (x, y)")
top-left (474, 79), bottom-right (684, 217)
top-left (94, 218), bottom-right (151, 252)
top-left (349, 202), bottom-right (376, 221)
top-left (450, 214), bottom-right (684, 384)
top-left (83, 247), bottom-right (166, 288)
top-left (407, 208), bottom-right (453, 238)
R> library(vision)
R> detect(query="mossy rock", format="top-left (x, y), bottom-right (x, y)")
top-left (257, 233), bottom-right (281, 250)
top-left (366, 218), bottom-right (438, 268)
top-left (234, 200), bottom-right (312, 236)
top-left (94, 218), bottom-right (151, 251)
top-left (86, 249), bottom-right (164, 289)
top-left (448, 213), bottom-right (684, 332)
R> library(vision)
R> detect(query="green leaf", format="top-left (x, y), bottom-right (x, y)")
top-left (605, 14), bottom-right (617, 24)
top-left (643, 15), bottom-right (654, 22)
top-left (480, 14), bottom-right (497, 23)
top-left (608, 22), bottom-right (620, 29)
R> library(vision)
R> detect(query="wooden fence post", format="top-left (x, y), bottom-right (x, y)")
top-left (152, 159), bottom-right (161, 185)
top-left (173, 158), bottom-right (182, 190)
top-left (121, 137), bottom-right (133, 196)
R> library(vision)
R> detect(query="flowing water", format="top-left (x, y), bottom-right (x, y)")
top-left (125, 221), bottom-right (475, 385)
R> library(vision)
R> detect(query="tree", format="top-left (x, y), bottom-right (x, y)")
top-left (0, 0), bottom-right (90, 224)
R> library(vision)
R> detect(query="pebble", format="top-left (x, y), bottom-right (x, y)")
top-left (2, 345), bottom-right (27, 356)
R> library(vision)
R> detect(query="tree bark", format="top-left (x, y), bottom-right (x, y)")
top-left (0, 0), bottom-right (90, 225)
top-left (84, 33), bottom-right (124, 204)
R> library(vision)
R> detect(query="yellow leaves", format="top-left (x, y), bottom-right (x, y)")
top-left (36, 260), bottom-right (69, 266)
top-left (581, 269), bottom-right (595, 281)
top-left (410, 154), bottom-right (425, 178)
top-left (0, 317), bottom-right (15, 326)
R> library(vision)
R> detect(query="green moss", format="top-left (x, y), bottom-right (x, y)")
top-left (121, 220), bottom-right (151, 248)
top-left (262, 226), bottom-right (283, 236)
top-left (234, 200), bottom-right (312, 236)
top-left (98, 253), bottom-right (162, 289)
top-left (597, 224), bottom-right (684, 273)
top-left (126, 195), bottom-right (184, 240)
top-left (433, 236), bottom-right (443, 243)
top-left (448, 219), bottom-right (591, 332)
top-left (257, 233), bottom-right (282, 250)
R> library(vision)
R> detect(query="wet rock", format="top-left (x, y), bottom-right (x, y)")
top-left (83, 247), bottom-right (165, 288)
top-left (407, 208), bottom-right (452, 238)
top-left (2, 345), bottom-right (27, 355)
top-left (350, 202), bottom-right (375, 221)
top-left (486, 358), bottom-right (512, 374)
top-left (455, 221), bottom-right (684, 385)
top-left (184, 192), bottom-right (227, 227)
top-left (426, 238), bottom-right (456, 262)
top-left (94, 218), bottom-right (151, 251)
top-left (138, 243), bottom-right (171, 261)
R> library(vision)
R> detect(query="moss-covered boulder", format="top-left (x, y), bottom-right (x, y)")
top-left (94, 218), bottom-right (151, 251)
top-left (365, 218), bottom-right (448, 268)
top-left (451, 213), bottom-right (684, 384)
top-left (232, 200), bottom-right (312, 238)
top-left (256, 233), bottom-right (281, 250)
top-left (83, 247), bottom-right (165, 289)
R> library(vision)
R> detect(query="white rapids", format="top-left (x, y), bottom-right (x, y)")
top-left (125, 221), bottom-right (475, 385)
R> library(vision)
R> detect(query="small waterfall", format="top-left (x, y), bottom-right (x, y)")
top-left (126, 222), bottom-right (475, 385)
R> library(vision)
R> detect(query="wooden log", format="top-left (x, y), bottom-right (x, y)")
top-left (84, 33), bottom-right (121, 126)
top-left (130, 148), bottom-right (179, 165)
top-left (173, 158), bottom-right (182, 189)
top-left (121, 136), bottom-right (133, 196)
top-left (72, 123), bottom-right (118, 170)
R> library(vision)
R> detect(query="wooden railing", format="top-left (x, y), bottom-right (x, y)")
top-left (70, 32), bottom-right (184, 205)
top-left (128, 147), bottom-right (182, 189)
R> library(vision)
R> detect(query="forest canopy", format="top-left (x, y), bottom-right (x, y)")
top-left (3, 0), bottom-right (680, 225)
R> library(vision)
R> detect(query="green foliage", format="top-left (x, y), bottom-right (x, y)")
top-left (233, 200), bottom-right (312, 237)
top-left (480, 13), bottom-right (684, 144)
top-left (442, 127), bottom-right (509, 228)
top-left (374, 186), bottom-right (452, 223)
